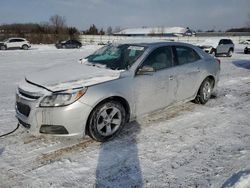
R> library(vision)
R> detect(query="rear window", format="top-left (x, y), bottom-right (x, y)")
top-left (219, 39), bottom-right (233, 45)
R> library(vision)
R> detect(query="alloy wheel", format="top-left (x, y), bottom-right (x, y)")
top-left (96, 106), bottom-right (122, 136)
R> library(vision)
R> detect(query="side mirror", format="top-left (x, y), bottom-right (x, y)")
top-left (137, 65), bottom-right (155, 75)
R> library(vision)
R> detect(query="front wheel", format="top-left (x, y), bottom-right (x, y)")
top-left (194, 78), bottom-right (214, 104)
top-left (210, 48), bottom-right (217, 57)
top-left (88, 101), bottom-right (126, 142)
top-left (0, 45), bottom-right (7, 50)
top-left (227, 49), bottom-right (233, 57)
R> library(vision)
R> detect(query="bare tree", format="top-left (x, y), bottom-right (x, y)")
top-left (106, 26), bottom-right (112, 35)
top-left (113, 26), bottom-right (121, 34)
top-left (247, 13), bottom-right (250, 27)
top-left (49, 14), bottom-right (66, 34)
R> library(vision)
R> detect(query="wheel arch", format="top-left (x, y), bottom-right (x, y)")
top-left (85, 96), bottom-right (131, 136)
top-left (195, 75), bottom-right (215, 97)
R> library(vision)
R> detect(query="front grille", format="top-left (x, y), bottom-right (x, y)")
top-left (18, 88), bottom-right (42, 100)
top-left (19, 90), bottom-right (40, 100)
top-left (16, 102), bottom-right (30, 117)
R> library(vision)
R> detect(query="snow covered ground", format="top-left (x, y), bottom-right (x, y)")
top-left (0, 43), bottom-right (249, 188)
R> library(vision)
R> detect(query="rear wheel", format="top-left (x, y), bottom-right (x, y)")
top-left (88, 101), bottom-right (126, 142)
top-left (194, 78), bottom-right (214, 104)
top-left (22, 45), bottom-right (29, 50)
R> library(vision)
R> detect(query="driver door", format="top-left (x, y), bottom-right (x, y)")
top-left (134, 46), bottom-right (177, 116)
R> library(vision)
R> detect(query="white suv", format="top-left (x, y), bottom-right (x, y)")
top-left (0, 38), bottom-right (31, 50)
top-left (198, 38), bottom-right (234, 57)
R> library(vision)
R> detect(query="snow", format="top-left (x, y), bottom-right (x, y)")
top-left (0, 42), bottom-right (250, 187)
top-left (25, 62), bottom-right (121, 91)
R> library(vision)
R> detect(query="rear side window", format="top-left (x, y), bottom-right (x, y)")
top-left (175, 46), bottom-right (201, 65)
top-left (225, 39), bottom-right (233, 44)
top-left (16, 39), bottom-right (24, 42)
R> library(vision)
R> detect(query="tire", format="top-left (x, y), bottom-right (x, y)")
top-left (88, 101), bottom-right (126, 142)
top-left (211, 49), bottom-right (216, 57)
top-left (22, 45), bottom-right (29, 50)
top-left (227, 49), bottom-right (233, 57)
top-left (0, 45), bottom-right (7, 50)
top-left (194, 78), bottom-right (214, 104)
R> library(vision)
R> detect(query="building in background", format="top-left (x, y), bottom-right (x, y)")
top-left (114, 27), bottom-right (195, 37)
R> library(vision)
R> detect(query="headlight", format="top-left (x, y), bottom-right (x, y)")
top-left (40, 88), bottom-right (87, 107)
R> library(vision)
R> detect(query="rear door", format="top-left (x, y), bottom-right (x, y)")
top-left (15, 39), bottom-right (25, 48)
top-left (172, 45), bottom-right (203, 101)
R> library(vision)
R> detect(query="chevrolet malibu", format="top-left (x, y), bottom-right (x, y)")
top-left (16, 42), bottom-right (220, 142)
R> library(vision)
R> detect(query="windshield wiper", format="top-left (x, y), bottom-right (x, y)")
top-left (85, 62), bottom-right (108, 69)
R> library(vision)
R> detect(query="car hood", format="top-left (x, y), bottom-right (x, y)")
top-left (26, 63), bottom-right (122, 91)
top-left (196, 39), bottom-right (219, 49)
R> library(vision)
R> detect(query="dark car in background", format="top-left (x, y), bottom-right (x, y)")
top-left (55, 39), bottom-right (82, 49)
top-left (244, 46), bottom-right (250, 54)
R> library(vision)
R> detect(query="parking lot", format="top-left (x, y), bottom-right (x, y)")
top-left (0, 43), bottom-right (250, 187)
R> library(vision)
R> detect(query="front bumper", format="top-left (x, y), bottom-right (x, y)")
top-left (15, 86), bottom-right (92, 137)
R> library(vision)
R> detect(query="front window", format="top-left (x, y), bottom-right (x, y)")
top-left (86, 44), bottom-right (147, 70)
top-left (143, 46), bottom-right (173, 71)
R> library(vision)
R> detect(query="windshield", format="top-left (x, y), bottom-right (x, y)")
top-left (3, 38), bottom-right (9, 42)
top-left (86, 44), bottom-right (147, 70)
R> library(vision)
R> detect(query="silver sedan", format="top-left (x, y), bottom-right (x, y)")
top-left (16, 42), bottom-right (220, 142)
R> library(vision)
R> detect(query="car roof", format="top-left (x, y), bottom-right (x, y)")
top-left (8, 37), bottom-right (26, 40)
top-left (114, 41), bottom-right (195, 48)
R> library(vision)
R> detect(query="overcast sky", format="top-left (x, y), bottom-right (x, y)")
top-left (0, 0), bottom-right (249, 31)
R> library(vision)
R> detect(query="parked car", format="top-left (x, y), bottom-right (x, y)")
top-left (0, 37), bottom-right (31, 50)
top-left (240, 39), bottom-right (250, 45)
top-left (16, 42), bottom-right (220, 142)
top-left (244, 46), bottom-right (250, 54)
top-left (55, 39), bottom-right (82, 49)
top-left (197, 38), bottom-right (234, 57)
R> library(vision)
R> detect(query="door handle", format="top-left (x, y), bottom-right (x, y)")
top-left (169, 75), bottom-right (174, 80)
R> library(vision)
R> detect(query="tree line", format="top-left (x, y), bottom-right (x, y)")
top-left (0, 14), bottom-right (122, 43)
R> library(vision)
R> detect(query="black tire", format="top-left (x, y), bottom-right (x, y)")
top-left (88, 101), bottom-right (126, 142)
top-left (0, 45), bottom-right (7, 50)
top-left (227, 49), bottom-right (233, 57)
top-left (194, 78), bottom-right (214, 104)
top-left (22, 45), bottom-right (29, 50)
top-left (210, 48), bottom-right (217, 57)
